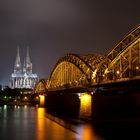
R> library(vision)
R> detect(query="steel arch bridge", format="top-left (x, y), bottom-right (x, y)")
top-left (35, 25), bottom-right (140, 93)
top-left (34, 79), bottom-right (48, 94)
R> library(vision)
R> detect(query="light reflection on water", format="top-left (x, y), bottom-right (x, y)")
top-left (76, 124), bottom-right (104, 140)
top-left (1, 105), bottom-right (139, 140)
top-left (0, 105), bottom-right (81, 140)
top-left (36, 108), bottom-right (46, 140)
top-left (36, 107), bottom-right (80, 140)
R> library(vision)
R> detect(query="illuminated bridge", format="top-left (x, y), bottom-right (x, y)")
top-left (35, 25), bottom-right (140, 119)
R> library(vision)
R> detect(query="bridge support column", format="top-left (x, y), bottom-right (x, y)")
top-left (39, 95), bottom-right (45, 107)
top-left (79, 93), bottom-right (92, 119)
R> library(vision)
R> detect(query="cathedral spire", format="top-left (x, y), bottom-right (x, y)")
top-left (23, 47), bottom-right (32, 74)
top-left (26, 47), bottom-right (31, 64)
top-left (14, 47), bottom-right (22, 73)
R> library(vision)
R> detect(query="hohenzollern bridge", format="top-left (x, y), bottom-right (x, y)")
top-left (34, 25), bottom-right (140, 119)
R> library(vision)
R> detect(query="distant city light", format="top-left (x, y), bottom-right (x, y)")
top-left (24, 96), bottom-right (27, 100)
top-left (24, 105), bottom-right (27, 109)
top-left (91, 92), bottom-right (94, 95)
top-left (4, 105), bottom-right (7, 110)
top-left (36, 96), bottom-right (39, 100)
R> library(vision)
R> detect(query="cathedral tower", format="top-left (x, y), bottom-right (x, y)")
top-left (10, 47), bottom-right (38, 89)
top-left (23, 47), bottom-right (32, 74)
top-left (14, 47), bottom-right (22, 74)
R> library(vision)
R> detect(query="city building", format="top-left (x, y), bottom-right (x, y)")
top-left (9, 47), bottom-right (38, 89)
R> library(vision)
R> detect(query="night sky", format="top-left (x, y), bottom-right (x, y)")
top-left (0, 0), bottom-right (140, 85)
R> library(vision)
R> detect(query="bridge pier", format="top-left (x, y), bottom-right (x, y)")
top-left (91, 80), bottom-right (140, 121)
top-left (41, 80), bottom-right (140, 121)
top-left (44, 91), bottom-right (93, 119)
top-left (79, 93), bottom-right (92, 119)
top-left (45, 92), bottom-right (80, 118)
top-left (39, 95), bottom-right (45, 107)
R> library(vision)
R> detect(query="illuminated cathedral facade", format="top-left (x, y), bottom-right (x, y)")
top-left (9, 48), bottom-right (38, 89)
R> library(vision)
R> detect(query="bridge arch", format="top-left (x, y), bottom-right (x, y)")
top-left (35, 25), bottom-right (140, 90)
top-left (49, 53), bottom-right (107, 89)
top-left (107, 25), bottom-right (140, 61)
top-left (34, 79), bottom-right (47, 94)
top-left (104, 25), bottom-right (140, 81)
top-left (104, 38), bottom-right (140, 81)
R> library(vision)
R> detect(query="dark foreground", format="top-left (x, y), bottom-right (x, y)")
top-left (0, 105), bottom-right (140, 140)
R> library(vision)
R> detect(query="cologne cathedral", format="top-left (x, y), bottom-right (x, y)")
top-left (9, 48), bottom-right (38, 89)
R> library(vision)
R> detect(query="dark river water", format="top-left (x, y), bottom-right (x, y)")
top-left (0, 105), bottom-right (140, 140)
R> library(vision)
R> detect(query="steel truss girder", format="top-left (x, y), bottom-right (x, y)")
top-left (49, 53), bottom-right (94, 89)
top-left (104, 38), bottom-right (140, 81)
top-left (37, 25), bottom-right (140, 88)
top-left (108, 25), bottom-right (140, 61)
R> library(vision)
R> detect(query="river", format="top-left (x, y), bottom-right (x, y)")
top-left (0, 105), bottom-right (139, 140)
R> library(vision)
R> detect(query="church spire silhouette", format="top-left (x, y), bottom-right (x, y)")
top-left (14, 47), bottom-right (22, 74)
top-left (23, 47), bottom-right (32, 74)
